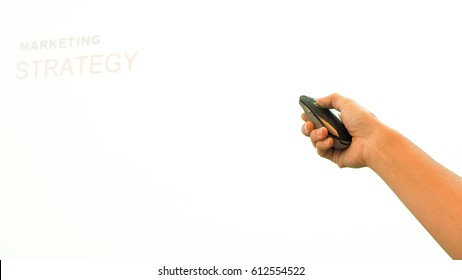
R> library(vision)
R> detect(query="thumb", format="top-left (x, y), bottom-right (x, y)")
top-left (316, 93), bottom-right (350, 112)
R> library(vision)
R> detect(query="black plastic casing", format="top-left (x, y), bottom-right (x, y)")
top-left (299, 95), bottom-right (352, 149)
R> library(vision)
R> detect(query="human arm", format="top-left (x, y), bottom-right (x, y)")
top-left (301, 93), bottom-right (462, 259)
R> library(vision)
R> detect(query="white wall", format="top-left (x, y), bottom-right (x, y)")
top-left (1, 0), bottom-right (461, 260)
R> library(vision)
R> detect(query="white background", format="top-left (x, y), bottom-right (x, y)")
top-left (1, 0), bottom-right (462, 261)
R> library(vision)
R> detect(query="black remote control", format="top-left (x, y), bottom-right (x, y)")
top-left (299, 95), bottom-right (352, 149)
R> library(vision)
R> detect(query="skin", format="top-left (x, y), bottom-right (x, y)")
top-left (301, 93), bottom-right (462, 259)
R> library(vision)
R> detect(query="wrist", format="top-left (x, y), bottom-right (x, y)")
top-left (363, 120), bottom-right (401, 170)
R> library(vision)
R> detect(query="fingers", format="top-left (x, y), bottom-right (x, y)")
top-left (302, 120), bottom-right (330, 147)
top-left (311, 127), bottom-right (332, 154)
top-left (316, 137), bottom-right (334, 157)
top-left (301, 120), bottom-right (314, 136)
top-left (310, 127), bottom-right (328, 143)
top-left (301, 112), bottom-right (334, 159)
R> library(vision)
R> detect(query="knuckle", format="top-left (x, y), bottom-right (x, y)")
top-left (311, 139), bottom-right (317, 148)
top-left (301, 125), bottom-right (307, 135)
top-left (316, 143), bottom-right (326, 156)
top-left (310, 130), bottom-right (317, 140)
top-left (331, 92), bottom-right (340, 98)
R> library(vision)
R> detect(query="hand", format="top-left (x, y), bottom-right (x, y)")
top-left (301, 93), bottom-right (382, 168)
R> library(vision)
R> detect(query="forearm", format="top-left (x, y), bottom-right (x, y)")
top-left (366, 124), bottom-right (462, 259)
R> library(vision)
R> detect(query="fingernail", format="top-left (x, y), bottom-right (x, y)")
top-left (317, 128), bottom-right (324, 137)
